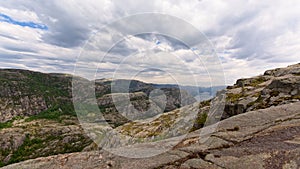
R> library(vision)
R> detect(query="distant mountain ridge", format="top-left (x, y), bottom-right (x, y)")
top-left (0, 69), bottom-right (218, 123)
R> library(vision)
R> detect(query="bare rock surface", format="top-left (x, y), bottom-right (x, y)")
top-left (2, 102), bottom-right (300, 169)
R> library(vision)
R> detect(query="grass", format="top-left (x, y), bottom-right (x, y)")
top-left (0, 121), bottom-right (13, 130)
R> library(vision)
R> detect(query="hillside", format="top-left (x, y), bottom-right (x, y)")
top-left (0, 63), bottom-right (299, 168)
top-left (0, 70), bottom-right (197, 124)
top-left (0, 69), bottom-right (196, 167)
top-left (110, 63), bottom-right (300, 144)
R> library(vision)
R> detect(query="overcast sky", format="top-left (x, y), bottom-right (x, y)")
top-left (0, 0), bottom-right (299, 86)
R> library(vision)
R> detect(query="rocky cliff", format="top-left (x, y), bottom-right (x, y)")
top-left (0, 69), bottom-right (73, 122)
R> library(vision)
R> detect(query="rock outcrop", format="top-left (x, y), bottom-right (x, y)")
top-left (223, 63), bottom-right (300, 119)
top-left (0, 117), bottom-right (92, 167)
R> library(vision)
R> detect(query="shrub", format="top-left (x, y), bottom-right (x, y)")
top-left (190, 112), bottom-right (208, 132)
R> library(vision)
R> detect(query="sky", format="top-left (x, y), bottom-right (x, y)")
top-left (0, 0), bottom-right (299, 86)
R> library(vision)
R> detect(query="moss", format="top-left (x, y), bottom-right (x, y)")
top-left (270, 90), bottom-right (280, 97)
top-left (226, 126), bottom-right (240, 131)
top-left (246, 100), bottom-right (256, 108)
top-left (248, 77), bottom-right (266, 87)
top-left (199, 99), bottom-right (211, 108)
top-left (252, 94), bottom-right (268, 110)
top-left (293, 72), bottom-right (300, 76)
top-left (226, 93), bottom-right (244, 102)
top-left (0, 121), bottom-right (13, 130)
top-left (190, 112), bottom-right (208, 132)
top-left (292, 95), bottom-right (300, 99)
top-left (118, 111), bottom-right (179, 139)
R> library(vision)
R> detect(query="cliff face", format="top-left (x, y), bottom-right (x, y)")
top-left (0, 69), bottom-right (73, 122)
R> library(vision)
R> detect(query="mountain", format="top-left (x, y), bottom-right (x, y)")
top-left (152, 83), bottom-right (226, 101)
top-left (102, 63), bottom-right (300, 145)
top-left (0, 70), bottom-right (197, 125)
top-left (0, 63), bottom-right (299, 168)
top-left (0, 68), bottom-right (197, 167)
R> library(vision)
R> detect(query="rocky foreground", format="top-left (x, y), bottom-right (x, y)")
top-left (2, 102), bottom-right (300, 169)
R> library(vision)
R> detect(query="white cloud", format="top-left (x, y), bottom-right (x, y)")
top-left (0, 0), bottom-right (299, 86)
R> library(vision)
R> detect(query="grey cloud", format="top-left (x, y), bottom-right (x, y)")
top-left (0, 0), bottom-right (92, 48)
top-left (108, 40), bottom-right (138, 56)
top-left (3, 45), bottom-right (37, 53)
top-left (0, 0), bottom-right (299, 85)
top-left (136, 34), bottom-right (189, 50)
top-left (0, 34), bottom-right (19, 40)
top-left (36, 2), bottom-right (91, 48)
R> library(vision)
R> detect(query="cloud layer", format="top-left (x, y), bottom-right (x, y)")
top-left (0, 0), bottom-right (299, 86)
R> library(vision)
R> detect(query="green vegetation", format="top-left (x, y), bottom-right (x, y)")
top-left (248, 77), bottom-right (266, 87)
top-left (25, 108), bottom-right (61, 122)
top-left (292, 95), bottom-right (300, 99)
top-left (8, 134), bottom-right (44, 164)
top-left (0, 69), bottom-right (77, 123)
top-left (25, 103), bottom-right (75, 122)
top-left (293, 72), bottom-right (300, 76)
top-left (270, 90), bottom-right (280, 97)
top-left (226, 93), bottom-right (244, 102)
top-left (0, 121), bottom-right (13, 130)
top-left (190, 112), bottom-right (208, 132)
top-left (199, 99), bottom-right (211, 108)
top-left (1, 132), bottom-right (92, 167)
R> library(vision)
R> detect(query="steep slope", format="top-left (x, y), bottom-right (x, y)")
top-left (0, 69), bottom-right (74, 122)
